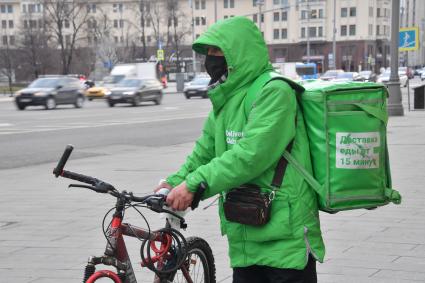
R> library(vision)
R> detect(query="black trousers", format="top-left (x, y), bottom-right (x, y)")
top-left (232, 255), bottom-right (317, 283)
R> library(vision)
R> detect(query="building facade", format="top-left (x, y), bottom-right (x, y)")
top-left (0, 0), bottom-right (398, 77)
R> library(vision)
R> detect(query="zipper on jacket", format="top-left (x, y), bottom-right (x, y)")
top-left (243, 225), bottom-right (247, 265)
top-left (303, 226), bottom-right (318, 262)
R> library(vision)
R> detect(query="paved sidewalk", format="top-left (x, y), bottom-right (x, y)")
top-left (1, 92), bottom-right (425, 282)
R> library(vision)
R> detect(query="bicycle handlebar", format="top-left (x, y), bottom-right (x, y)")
top-left (53, 144), bottom-right (74, 177)
top-left (53, 145), bottom-right (205, 211)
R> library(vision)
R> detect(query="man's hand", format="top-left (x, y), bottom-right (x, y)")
top-left (166, 182), bottom-right (194, 211)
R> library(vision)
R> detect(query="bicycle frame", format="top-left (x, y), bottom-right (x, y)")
top-left (86, 196), bottom-right (191, 283)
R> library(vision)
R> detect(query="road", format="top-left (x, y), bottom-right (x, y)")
top-left (0, 93), bottom-right (210, 170)
top-left (1, 80), bottom-right (425, 282)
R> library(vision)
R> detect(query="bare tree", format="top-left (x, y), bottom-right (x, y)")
top-left (18, 11), bottom-right (51, 79)
top-left (0, 38), bottom-right (17, 95)
top-left (148, 0), bottom-right (165, 50)
top-left (42, 0), bottom-right (90, 74)
top-left (165, 0), bottom-right (191, 72)
top-left (86, 9), bottom-right (119, 72)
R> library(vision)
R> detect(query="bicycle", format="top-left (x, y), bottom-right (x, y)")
top-left (53, 145), bottom-right (216, 283)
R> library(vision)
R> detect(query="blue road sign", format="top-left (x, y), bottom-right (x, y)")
top-left (399, 27), bottom-right (419, 51)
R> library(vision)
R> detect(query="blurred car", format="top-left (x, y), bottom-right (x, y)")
top-left (183, 76), bottom-right (210, 99)
top-left (421, 71), bottom-right (425, 81)
top-left (358, 70), bottom-right (377, 82)
top-left (86, 75), bottom-right (125, 100)
top-left (14, 76), bottom-right (85, 110)
top-left (377, 69), bottom-right (408, 87)
top-left (332, 72), bottom-right (363, 82)
top-left (320, 69), bottom-right (345, 81)
top-left (105, 78), bottom-right (163, 107)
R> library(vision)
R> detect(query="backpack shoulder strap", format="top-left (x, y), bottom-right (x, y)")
top-left (244, 71), bottom-right (305, 118)
top-left (244, 71), bottom-right (305, 189)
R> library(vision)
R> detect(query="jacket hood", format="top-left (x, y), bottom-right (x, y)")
top-left (193, 16), bottom-right (273, 112)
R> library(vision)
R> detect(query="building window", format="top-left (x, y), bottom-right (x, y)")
top-left (120, 19), bottom-right (124, 28)
top-left (369, 7), bottom-right (373, 17)
top-left (224, 0), bottom-right (228, 8)
top-left (349, 25), bottom-right (356, 36)
top-left (0, 5), bottom-right (5, 13)
top-left (281, 28), bottom-right (287, 39)
top-left (281, 11), bottom-right (287, 21)
top-left (8, 20), bottom-right (13, 28)
top-left (38, 19), bottom-right (43, 29)
top-left (64, 20), bottom-right (70, 28)
top-left (341, 7), bottom-right (347, 17)
top-left (301, 10), bottom-right (307, 19)
top-left (349, 7), bottom-right (356, 17)
top-left (65, 35), bottom-right (71, 46)
top-left (201, 17), bottom-right (206, 25)
top-left (196, 34), bottom-right (200, 38)
top-left (147, 35), bottom-right (151, 43)
top-left (30, 20), bottom-right (37, 28)
top-left (2, 35), bottom-right (8, 45)
top-left (341, 25), bottom-right (347, 36)
top-left (196, 17), bottom-right (200, 25)
top-left (24, 20), bottom-right (28, 28)
top-left (22, 4), bottom-right (27, 13)
top-left (224, 15), bottom-right (228, 19)
top-left (87, 4), bottom-right (96, 13)
top-left (201, 0), bottom-right (206, 9)
top-left (309, 26), bottom-right (317, 37)
top-left (319, 9), bottom-right (324, 18)
top-left (1, 20), bottom-right (6, 29)
top-left (368, 24), bottom-right (373, 36)
top-left (253, 14), bottom-right (257, 22)
top-left (261, 13), bottom-right (264, 22)
top-left (318, 26), bottom-right (323, 37)
top-left (7, 4), bottom-right (13, 13)
top-left (195, 0), bottom-right (200, 9)
top-left (377, 8), bottom-right (381, 17)
top-left (273, 12), bottom-right (279, 21)
top-left (114, 19), bottom-right (118, 28)
top-left (273, 0), bottom-right (279, 4)
top-left (113, 3), bottom-right (123, 13)
top-left (301, 27), bottom-right (305, 38)
top-left (273, 29), bottom-right (279, 39)
top-left (311, 10), bottom-right (317, 19)
top-left (114, 36), bottom-right (118, 43)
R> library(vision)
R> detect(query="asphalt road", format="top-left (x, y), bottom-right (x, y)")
top-left (0, 93), bottom-right (211, 170)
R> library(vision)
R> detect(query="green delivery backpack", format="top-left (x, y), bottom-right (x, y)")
top-left (245, 71), bottom-right (402, 213)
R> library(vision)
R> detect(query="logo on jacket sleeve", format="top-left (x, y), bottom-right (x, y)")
top-left (226, 129), bottom-right (244, 145)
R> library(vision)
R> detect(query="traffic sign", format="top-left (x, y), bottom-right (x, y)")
top-left (399, 27), bottom-right (419, 51)
top-left (157, 49), bottom-right (164, 61)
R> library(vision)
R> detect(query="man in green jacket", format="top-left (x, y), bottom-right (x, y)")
top-left (161, 16), bottom-right (325, 282)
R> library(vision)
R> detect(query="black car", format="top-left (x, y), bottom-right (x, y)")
top-left (106, 78), bottom-right (163, 107)
top-left (14, 76), bottom-right (85, 110)
top-left (184, 76), bottom-right (210, 99)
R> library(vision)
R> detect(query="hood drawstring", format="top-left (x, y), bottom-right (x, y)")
top-left (208, 74), bottom-right (228, 91)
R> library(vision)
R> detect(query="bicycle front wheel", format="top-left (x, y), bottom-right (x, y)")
top-left (168, 237), bottom-right (216, 283)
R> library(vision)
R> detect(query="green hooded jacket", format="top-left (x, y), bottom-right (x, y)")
top-left (167, 17), bottom-right (325, 269)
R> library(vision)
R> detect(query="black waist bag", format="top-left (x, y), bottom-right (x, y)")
top-left (223, 185), bottom-right (271, 226)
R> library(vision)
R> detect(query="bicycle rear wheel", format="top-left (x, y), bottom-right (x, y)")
top-left (168, 237), bottom-right (216, 283)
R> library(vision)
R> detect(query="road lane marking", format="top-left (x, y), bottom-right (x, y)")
top-left (0, 123), bottom-right (12, 127)
top-left (0, 113), bottom-right (208, 136)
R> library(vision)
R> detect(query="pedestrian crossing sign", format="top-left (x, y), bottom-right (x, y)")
top-left (157, 49), bottom-right (164, 61)
top-left (399, 27), bottom-right (419, 51)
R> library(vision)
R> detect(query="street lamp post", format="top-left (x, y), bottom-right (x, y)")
top-left (190, 0), bottom-right (196, 74)
top-left (387, 0), bottom-right (404, 116)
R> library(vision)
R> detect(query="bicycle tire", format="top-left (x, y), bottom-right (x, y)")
top-left (85, 269), bottom-right (122, 283)
top-left (167, 236), bottom-right (216, 283)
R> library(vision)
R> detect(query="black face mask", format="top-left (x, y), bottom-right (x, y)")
top-left (204, 55), bottom-right (227, 84)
